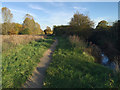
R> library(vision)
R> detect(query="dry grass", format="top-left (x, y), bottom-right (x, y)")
top-left (69, 35), bottom-right (102, 63)
top-left (69, 35), bottom-right (86, 49)
top-left (2, 35), bottom-right (47, 52)
top-left (114, 56), bottom-right (120, 73)
top-left (2, 35), bottom-right (46, 45)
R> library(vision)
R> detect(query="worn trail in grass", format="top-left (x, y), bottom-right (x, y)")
top-left (2, 37), bottom-right (54, 88)
top-left (22, 39), bottom-right (58, 88)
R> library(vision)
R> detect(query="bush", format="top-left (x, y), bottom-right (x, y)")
top-left (19, 28), bottom-right (30, 35)
top-left (69, 35), bottom-right (86, 49)
top-left (53, 25), bottom-right (93, 40)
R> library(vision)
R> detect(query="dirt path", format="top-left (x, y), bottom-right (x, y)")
top-left (22, 39), bottom-right (58, 88)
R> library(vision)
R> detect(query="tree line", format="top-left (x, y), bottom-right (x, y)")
top-left (1, 7), bottom-right (52, 35)
top-left (53, 11), bottom-right (120, 62)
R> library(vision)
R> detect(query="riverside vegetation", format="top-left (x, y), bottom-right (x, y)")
top-left (1, 5), bottom-right (120, 88)
top-left (43, 36), bottom-right (119, 88)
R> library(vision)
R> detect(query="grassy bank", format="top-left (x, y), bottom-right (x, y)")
top-left (2, 36), bottom-right (54, 88)
top-left (43, 37), bottom-right (119, 88)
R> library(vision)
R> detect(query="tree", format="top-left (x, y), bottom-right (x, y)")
top-left (8, 29), bottom-right (18, 35)
top-left (23, 14), bottom-right (36, 34)
top-left (96, 20), bottom-right (108, 30)
top-left (2, 7), bottom-right (13, 23)
top-left (10, 23), bottom-right (23, 35)
top-left (69, 11), bottom-right (94, 28)
top-left (111, 20), bottom-right (120, 50)
top-left (19, 28), bottom-right (30, 35)
top-left (2, 7), bottom-right (13, 35)
top-left (44, 26), bottom-right (52, 35)
top-left (68, 11), bottom-right (94, 39)
top-left (34, 22), bottom-right (43, 35)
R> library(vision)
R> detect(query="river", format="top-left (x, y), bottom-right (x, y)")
top-left (101, 53), bottom-right (120, 70)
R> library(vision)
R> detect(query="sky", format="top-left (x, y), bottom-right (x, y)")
top-left (1, 2), bottom-right (119, 30)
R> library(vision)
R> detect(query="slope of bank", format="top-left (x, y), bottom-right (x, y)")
top-left (43, 37), bottom-right (119, 88)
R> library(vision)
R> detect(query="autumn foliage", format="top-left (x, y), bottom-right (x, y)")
top-left (1, 7), bottom-right (44, 35)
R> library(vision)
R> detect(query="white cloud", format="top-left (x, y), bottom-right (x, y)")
top-left (28, 4), bottom-right (49, 13)
top-left (29, 4), bottom-right (44, 11)
top-left (9, 8), bottom-right (38, 24)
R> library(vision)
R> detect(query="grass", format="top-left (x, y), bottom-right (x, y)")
top-left (43, 37), bottom-right (119, 88)
top-left (2, 35), bottom-right (47, 52)
top-left (2, 36), bottom-right (54, 88)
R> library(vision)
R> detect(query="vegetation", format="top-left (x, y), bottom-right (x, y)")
top-left (89, 20), bottom-right (120, 62)
top-left (69, 11), bottom-right (94, 28)
top-left (53, 11), bottom-right (120, 64)
top-left (2, 36), bottom-right (54, 88)
top-left (1, 7), bottom-right (44, 35)
top-left (44, 26), bottom-right (53, 35)
top-left (43, 36), bottom-right (119, 88)
top-left (1, 5), bottom-right (120, 89)
top-left (2, 7), bottom-right (13, 35)
top-left (2, 35), bottom-right (46, 52)
top-left (19, 28), bottom-right (30, 35)
top-left (53, 12), bottom-right (94, 39)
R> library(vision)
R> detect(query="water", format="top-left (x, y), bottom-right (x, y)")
top-left (101, 53), bottom-right (116, 70)
top-left (101, 54), bottom-right (109, 65)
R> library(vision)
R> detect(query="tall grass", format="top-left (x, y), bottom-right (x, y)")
top-left (69, 35), bottom-right (87, 49)
top-left (2, 35), bottom-right (47, 52)
top-left (69, 35), bottom-right (102, 63)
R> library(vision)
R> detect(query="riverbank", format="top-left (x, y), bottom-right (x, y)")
top-left (43, 37), bottom-right (119, 88)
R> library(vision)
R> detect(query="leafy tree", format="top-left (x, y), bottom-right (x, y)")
top-left (2, 7), bottom-right (13, 35)
top-left (68, 11), bottom-right (94, 39)
top-left (9, 23), bottom-right (23, 35)
top-left (13, 23), bottom-right (22, 33)
top-left (8, 29), bottom-right (18, 35)
top-left (44, 26), bottom-right (52, 35)
top-left (23, 14), bottom-right (43, 35)
top-left (96, 20), bottom-right (109, 30)
top-left (23, 14), bottom-right (36, 34)
top-left (34, 22), bottom-right (43, 35)
top-left (2, 7), bottom-right (13, 23)
top-left (69, 11), bottom-right (94, 28)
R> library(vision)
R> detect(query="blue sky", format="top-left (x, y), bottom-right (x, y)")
top-left (1, 2), bottom-right (118, 30)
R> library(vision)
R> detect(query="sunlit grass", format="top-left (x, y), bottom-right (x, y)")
top-left (2, 36), bottom-right (54, 88)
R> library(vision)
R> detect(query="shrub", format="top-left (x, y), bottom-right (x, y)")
top-left (19, 28), bottom-right (30, 35)
top-left (69, 35), bottom-right (86, 49)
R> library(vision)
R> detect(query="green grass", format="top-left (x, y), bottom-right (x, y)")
top-left (43, 37), bottom-right (119, 88)
top-left (2, 36), bottom-right (54, 88)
